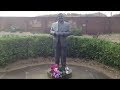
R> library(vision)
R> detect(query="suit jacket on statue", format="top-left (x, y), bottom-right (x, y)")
top-left (50, 21), bottom-right (71, 48)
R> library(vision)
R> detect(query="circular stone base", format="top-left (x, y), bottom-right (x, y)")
top-left (47, 69), bottom-right (72, 79)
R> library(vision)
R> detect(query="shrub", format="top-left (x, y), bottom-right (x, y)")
top-left (3, 26), bottom-right (24, 33)
top-left (0, 34), bottom-right (120, 69)
top-left (67, 36), bottom-right (120, 69)
top-left (0, 34), bottom-right (53, 66)
top-left (71, 27), bottom-right (83, 36)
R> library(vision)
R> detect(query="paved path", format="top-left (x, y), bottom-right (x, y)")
top-left (1, 64), bottom-right (110, 79)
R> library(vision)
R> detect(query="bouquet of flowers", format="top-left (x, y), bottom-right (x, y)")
top-left (49, 64), bottom-right (71, 79)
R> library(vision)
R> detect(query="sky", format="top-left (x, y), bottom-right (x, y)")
top-left (0, 11), bottom-right (120, 17)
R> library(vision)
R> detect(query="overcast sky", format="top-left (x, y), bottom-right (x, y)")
top-left (0, 11), bottom-right (120, 17)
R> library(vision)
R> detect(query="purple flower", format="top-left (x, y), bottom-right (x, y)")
top-left (55, 73), bottom-right (61, 78)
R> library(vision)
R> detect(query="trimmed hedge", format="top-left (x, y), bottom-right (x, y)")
top-left (71, 27), bottom-right (83, 36)
top-left (0, 35), bottom-right (53, 66)
top-left (67, 36), bottom-right (120, 69)
top-left (0, 34), bottom-right (120, 69)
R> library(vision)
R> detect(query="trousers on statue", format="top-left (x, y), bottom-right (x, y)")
top-left (54, 39), bottom-right (67, 67)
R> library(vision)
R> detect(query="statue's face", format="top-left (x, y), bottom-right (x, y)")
top-left (57, 14), bottom-right (64, 23)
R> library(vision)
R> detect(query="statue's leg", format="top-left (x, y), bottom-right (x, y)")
top-left (61, 46), bottom-right (67, 68)
top-left (55, 42), bottom-right (61, 66)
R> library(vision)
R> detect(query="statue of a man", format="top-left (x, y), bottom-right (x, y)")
top-left (50, 13), bottom-right (71, 69)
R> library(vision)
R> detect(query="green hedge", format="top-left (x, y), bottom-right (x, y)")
top-left (0, 35), bottom-right (53, 66)
top-left (67, 36), bottom-right (120, 69)
top-left (71, 27), bottom-right (83, 36)
top-left (0, 34), bottom-right (120, 69)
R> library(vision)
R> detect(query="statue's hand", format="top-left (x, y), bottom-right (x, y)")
top-left (55, 32), bottom-right (63, 36)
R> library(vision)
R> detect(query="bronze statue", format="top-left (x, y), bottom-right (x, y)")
top-left (50, 13), bottom-right (71, 69)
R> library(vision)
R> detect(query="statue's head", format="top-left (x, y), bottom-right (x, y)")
top-left (57, 13), bottom-right (64, 23)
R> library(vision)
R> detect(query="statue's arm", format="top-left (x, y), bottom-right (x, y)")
top-left (61, 31), bottom-right (71, 36)
top-left (59, 31), bottom-right (71, 36)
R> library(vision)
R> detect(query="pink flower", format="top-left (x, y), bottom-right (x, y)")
top-left (50, 64), bottom-right (59, 71)
top-left (49, 64), bottom-right (63, 78)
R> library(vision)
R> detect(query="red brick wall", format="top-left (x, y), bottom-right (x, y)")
top-left (0, 17), bottom-right (120, 34)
